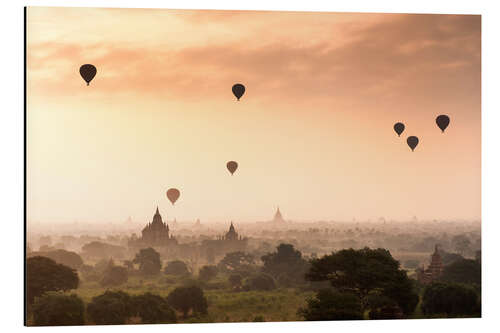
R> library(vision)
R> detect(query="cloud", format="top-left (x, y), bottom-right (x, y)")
top-left (27, 13), bottom-right (480, 110)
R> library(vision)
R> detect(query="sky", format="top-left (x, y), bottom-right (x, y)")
top-left (26, 7), bottom-right (481, 224)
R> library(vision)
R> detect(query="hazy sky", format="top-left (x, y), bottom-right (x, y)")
top-left (27, 7), bottom-right (481, 224)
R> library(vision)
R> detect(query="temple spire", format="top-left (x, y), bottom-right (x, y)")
top-left (155, 206), bottom-right (160, 215)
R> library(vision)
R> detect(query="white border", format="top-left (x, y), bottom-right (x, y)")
top-left (1, 1), bottom-right (499, 332)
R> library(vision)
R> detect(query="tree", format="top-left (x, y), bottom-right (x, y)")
top-left (198, 265), bottom-right (218, 281)
top-left (81, 241), bottom-right (126, 259)
top-left (440, 259), bottom-right (481, 285)
top-left (217, 251), bottom-right (256, 274)
top-left (298, 289), bottom-right (363, 321)
top-left (133, 248), bottom-right (161, 276)
top-left (306, 248), bottom-right (418, 315)
top-left (32, 293), bottom-right (85, 326)
top-left (28, 249), bottom-right (83, 270)
top-left (87, 291), bottom-right (133, 325)
top-left (27, 256), bottom-right (79, 304)
top-left (439, 250), bottom-right (464, 266)
top-left (422, 282), bottom-right (480, 317)
top-left (167, 286), bottom-right (208, 317)
top-left (131, 293), bottom-right (177, 324)
top-left (100, 263), bottom-right (129, 287)
top-left (164, 260), bottom-right (190, 276)
top-left (261, 243), bottom-right (310, 284)
top-left (228, 274), bottom-right (243, 289)
top-left (243, 273), bottom-right (276, 291)
top-left (452, 235), bottom-right (471, 256)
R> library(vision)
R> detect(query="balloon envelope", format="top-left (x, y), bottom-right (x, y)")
top-left (232, 84), bottom-right (245, 101)
top-left (226, 161), bottom-right (238, 175)
top-left (394, 122), bottom-right (405, 137)
top-left (407, 136), bottom-right (419, 151)
top-left (79, 64), bottom-right (97, 86)
top-left (166, 188), bottom-right (180, 205)
top-left (436, 115), bottom-right (450, 133)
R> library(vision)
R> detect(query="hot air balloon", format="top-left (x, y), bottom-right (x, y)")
top-left (407, 136), bottom-right (419, 152)
top-left (394, 122), bottom-right (405, 137)
top-left (226, 161), bottom-right (238, 175)
top-left (232, 84), bottom-right (245, 101)
top-left (166, 188), bottom-right (180, 205)
top-left (436, 115), bottom-right (450, 133)
top-left (79, 64), bottom-right (97, 86)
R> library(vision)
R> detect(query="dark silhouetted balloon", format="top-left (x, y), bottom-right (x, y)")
top-left (407, 136), bottom-right (419, 152)
top-left (232, 84), bottom-right (245, 101)
top-left (394, 122), bottom-right (405, 137)
top-left (79, 64), bottom-right (97, 86)
top-left (436, 115), bottom-right (450, 133)
top-left (166, 188), bottom-right (180, 205)
top-left (226, 161), bottom-right (238, 175)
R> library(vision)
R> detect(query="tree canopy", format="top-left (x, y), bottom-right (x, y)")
top-left (27, 256), bottom-right (79, 304)
top-left (32, 293), bottom-right (85, 326)
top-left (86, 291), bottom-right (134, 325)
top-left (261, 243), bottom-right (310, 284)
top-left (440, 259), bottom-right (481, 285)
top-left (164, 260), bottom-right (190, 276)
top-left (198, 265), bottom-right (218, 281)
top-left (133, 248), bottom-right (161, 276)
top-left (131, 293), bottom-right (177, 324)
top-left (217, 251), bottom-right (256, 274)
top-left (306, 247), bottom-right (418, 315)
top-left (28, 249), bottom-right (83, 270)
top-left (167, 286), bottom-right (208, 318)
top-left (422, 282), bottom-right (480, 317)
top-left (298, 289), bottom-right (363, 321)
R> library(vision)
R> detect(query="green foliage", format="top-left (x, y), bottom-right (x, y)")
top-left (298, 289), bottom-right (363, 321)
top-left (167, 286), bottom-right (208, 317)
top-left (199, 265), bottom-right (218, 281)
top-left (253, 315), bottom-right (265, 322)
top-left (440, 259), bottom-right (481, 285)
top-left (100, 264), bottom-right (129, 287)
top-left (228, 274), bottom-right (243, 288)
top-left (133, 248), bottom-right (161, 276)
top-left (131, 293), bottom-right (177, 324)
top-left (32, 293), bottom-right (85, 326)
top-left (306, 247), bottom-right (418, 315)
top-left (87, 291), bottom-right (134, 325)
top-left (422, 282), bottom-right (480, 317)
top-left (29, 249), bottom-right (83, 270)
top-left (367, 294), bottom-right (403, 319)
top-left (218, 251), bottom-right (256, 274)
top-left (439, 250), bottom-right (464, 266)
top-left (27, 256), bottom-right (79, 304)
top-left (164, 260), bottom-right (190, 276)
top-left (261, 244), bottom-right (310, 284)
top-left (243, 273), bottom-right (276, 291)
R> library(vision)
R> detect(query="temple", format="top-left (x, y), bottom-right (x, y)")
top-left (138, 207), bottom-right (176, 247)
top-left (416, 245), bottom-right (443, 284)
top-left (272, 206), bottom-right (285, 223)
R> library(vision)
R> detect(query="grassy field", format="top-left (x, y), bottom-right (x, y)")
top-left (71, 274), bottom-right (314, 324)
